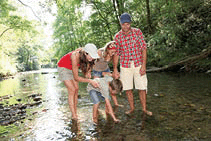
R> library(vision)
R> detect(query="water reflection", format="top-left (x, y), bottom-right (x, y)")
top-left (0, 70), bottom-right (211, 140)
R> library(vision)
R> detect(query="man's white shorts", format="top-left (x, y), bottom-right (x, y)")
top-left (120, 61), bottom-right (148, 91)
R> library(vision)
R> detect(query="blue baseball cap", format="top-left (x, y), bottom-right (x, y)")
top-left (120, 13), bottom-right (131, 24)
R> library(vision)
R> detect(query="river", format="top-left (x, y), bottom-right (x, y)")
top-left (0, 69), bottom-right (210, 140)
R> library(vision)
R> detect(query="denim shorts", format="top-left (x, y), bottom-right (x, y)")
top-left (92, 68), bottom-right (110, 77)
top-left (89, 90), bottom-right (105, 104)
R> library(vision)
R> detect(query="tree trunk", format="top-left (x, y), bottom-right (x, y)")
top-left (147, 47), bottom-right (211, 72)
top-left (146, 0), bottom-right (152, 33)
top-left (113, 0), bottom-right (121, 31)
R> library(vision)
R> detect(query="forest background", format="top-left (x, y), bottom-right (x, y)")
top-left (0, 0), bottom-right (210, 78)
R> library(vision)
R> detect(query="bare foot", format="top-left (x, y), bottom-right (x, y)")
top-left (114, 119), bottom-right (121, 123)
top-left (93, 118), bottom-right (98, 125)
top-left (93, 121), bottom-right (98, 126)
top-left (115, 104), bottom-right (124, 107)
top-left (125, 110), bottom-right (134, 115)
top-left (145, 110), bottom-right (152, 116)
top-left (72, 117), bottom-right (78, 121)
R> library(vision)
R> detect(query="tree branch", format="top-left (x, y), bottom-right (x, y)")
top-left (0, 27), bottom-right (12, 37)
top-left (17, 0), bottom-right (41, 21)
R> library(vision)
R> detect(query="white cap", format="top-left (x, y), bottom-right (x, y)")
top-left (83, 43), bottom-right (100, 59)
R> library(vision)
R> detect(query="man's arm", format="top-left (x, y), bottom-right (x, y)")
top-left (140, 46), bottom-right (147, 76)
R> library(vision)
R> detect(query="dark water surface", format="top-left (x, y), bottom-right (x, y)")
top-left (0, 69), bottom-right (210, 140)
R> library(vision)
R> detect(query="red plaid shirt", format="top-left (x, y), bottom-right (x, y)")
top-left (114, 28), bottom-right (147, 68)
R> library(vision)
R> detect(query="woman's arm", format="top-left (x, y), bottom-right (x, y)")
top-left (71, 52), bottom-right (99, 87)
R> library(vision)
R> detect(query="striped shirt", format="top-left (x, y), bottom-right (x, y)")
top-left (114, 28), bottom-right (146, 68)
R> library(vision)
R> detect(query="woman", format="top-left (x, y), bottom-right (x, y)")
top-left (57, 43), bottom-right (100, 120)
top-left (92, 41), bottom-right (117, 78)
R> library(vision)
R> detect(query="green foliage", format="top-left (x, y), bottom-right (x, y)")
top-left (53, 0), bottom-right (89, 59)
top-left (0, 0), bottom-right (47, 75)
top-left (146, 0), bottom-right (211, 66)
top-left (51, 0), bottom-right (211, 70)
top-left (16, 42), bottom-right (43, 71)
top-left (0, 0), bottom-right (16, 18)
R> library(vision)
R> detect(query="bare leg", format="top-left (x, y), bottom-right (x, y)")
top-left (125, 90), bottom-right (134, 114)
top-left (139, 90), bottom-right (152, 116)
top-left (72, 80), bottom-right (79, 118)
top-left (93, 103), bottom-right (100, 124)
top-left (105, 98), bottom-right (119, 122)
top-left (64, 80), bottom-right (78, 120)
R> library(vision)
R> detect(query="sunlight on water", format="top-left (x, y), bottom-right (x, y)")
top-left (0, 70), bottom-right (210, 140)
top-left (25, 72), bottom-right (72, 141)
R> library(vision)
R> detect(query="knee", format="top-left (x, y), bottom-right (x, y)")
top-left (67, 87), bottom-right (78, 94)
top-left (126, 90), bottom-right (133, 95)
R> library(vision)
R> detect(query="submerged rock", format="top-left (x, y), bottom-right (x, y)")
top-left (33, 96), bottom-right (42, 101)
top-left (0, 92), bottom-right (43, 126)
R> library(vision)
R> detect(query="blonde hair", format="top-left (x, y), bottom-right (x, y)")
top-left (99, 41), bottom-right (116, 62)
top-left (104, 41), bottom-right (116, 51)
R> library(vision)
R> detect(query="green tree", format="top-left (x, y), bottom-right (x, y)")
top-left (53, 0), bottom-right (211, 71)
top-left (53, 0), bottom-right (89, 59)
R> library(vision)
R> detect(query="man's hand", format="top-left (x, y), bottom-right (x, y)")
top-left (140, 66), bottom-right (146, 76)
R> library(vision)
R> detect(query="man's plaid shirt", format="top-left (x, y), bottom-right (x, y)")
top-left (114, 28), bottom-right (147, 68)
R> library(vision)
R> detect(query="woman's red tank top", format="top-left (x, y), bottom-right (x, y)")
top-left (57, 52), bottom-right (79, 70)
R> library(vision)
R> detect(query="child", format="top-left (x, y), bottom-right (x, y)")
top-left (87, 75), bottom-right (123, 124)
top-left (92, 41), bottom-right (117, 78)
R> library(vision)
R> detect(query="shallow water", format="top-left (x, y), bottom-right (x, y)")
top-left (0, 69), bottom-right (211, 140)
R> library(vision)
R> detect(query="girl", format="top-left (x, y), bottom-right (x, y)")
top-left (92, 41), bottom-right (122, 107)
top-left (57, 43), bottom-right (100, 120)
top-left (92, 41), bottom-right (117, 78)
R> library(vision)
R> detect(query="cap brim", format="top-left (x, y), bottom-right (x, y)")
top-left (120, 20), bottom-right (131, 24)
top-left (83, 47), bottom-right (100, 59)
top-left (90, 53), bottom-right (100, 59)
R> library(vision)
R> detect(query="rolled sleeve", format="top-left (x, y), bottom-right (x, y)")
top-left (137, 29), bottom-right (147, 50)
top-left (114, 37), bottom-right (120, 56)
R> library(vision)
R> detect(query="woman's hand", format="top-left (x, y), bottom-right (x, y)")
top-left (90, 80), bottom-right (99, 88)
top-left (85, 72), bottom-right (92, 79)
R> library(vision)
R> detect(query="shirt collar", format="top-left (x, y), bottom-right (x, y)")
top-left (120, 28), bottom-right (133, 35)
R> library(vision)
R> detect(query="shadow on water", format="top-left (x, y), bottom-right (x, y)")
top-left (0, 69), bottom-right (211, 140)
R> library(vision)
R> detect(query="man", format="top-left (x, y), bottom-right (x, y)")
top-left (113, 13), bottom-right (152, 118)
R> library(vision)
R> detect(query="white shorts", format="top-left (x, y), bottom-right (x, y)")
top-left (120, 61), bottom-right (148, 91)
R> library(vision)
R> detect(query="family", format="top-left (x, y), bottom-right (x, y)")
top-left (57, 13), bottom-right (152, 125)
